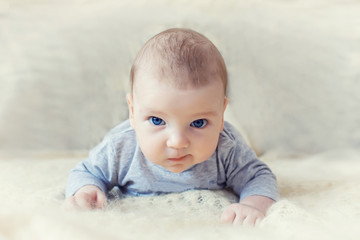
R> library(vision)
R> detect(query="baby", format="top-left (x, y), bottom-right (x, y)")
top-left (64, 28), bottom-right (279, 226)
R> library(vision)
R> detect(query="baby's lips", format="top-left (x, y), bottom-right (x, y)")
top-left (168, 154), bottom-right (189, 161)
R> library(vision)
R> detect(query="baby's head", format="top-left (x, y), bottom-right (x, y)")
top-left (127, 28), bottom-right (229, 173)
top-left (130, 28), bottom-right (228, 95)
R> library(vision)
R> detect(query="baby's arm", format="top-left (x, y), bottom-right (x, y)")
top-left (220, 195), bottom-right (274, 226)
top-left (219, 123), bottom-right (279, 226)
top-left (223, 154), bottom-right (278, 226)
top-left (65, 136), bottom-right (119, 209)
top-left (64, 185), bottom-right (107, 210)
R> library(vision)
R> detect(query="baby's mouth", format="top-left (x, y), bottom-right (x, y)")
top-left (168, 154), bottom-right (189, 161)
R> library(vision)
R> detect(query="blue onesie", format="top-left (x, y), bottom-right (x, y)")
top-left (66, 120), bottom-right (279, 202)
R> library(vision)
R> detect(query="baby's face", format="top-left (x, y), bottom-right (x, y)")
top-left (127, 71), bottom-right (228, 173)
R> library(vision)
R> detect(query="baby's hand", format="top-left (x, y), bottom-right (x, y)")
top-left (63, 185), bottom-right (107, 210)
top-left (221, 196), bottom-right (275, 227)
top-left (220, 203), bottom-right (265, 227)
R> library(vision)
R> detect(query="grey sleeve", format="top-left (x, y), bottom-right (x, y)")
top-left (65, 137), bottom-right (117, 198)
top-left (220, 133), bottom-right (279, 202)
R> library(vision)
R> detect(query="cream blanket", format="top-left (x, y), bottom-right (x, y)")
top-left (1, 150), bottom-right (359, 240)
top-left (1, 0), bottom-right (360, 239)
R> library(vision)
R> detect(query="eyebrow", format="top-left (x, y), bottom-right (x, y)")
top-left (191, 111), bottom-right (218, 118)
top-left (141, 109), bottom-right (169, 117)
top-left (142, 109), bottom-right (217, 118)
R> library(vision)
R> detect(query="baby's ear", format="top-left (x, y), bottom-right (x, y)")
top-left (223, 96), bottom-right (229, 111)
top-left (220, 97), bottom-right (229, 132)
top-left (126, 93), bottom-right (135, 129)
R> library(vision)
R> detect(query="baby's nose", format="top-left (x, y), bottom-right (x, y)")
top-left (166, 131), bottom-right (189, 149)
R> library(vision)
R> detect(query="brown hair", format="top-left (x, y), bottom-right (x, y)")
top-left (130, 28), bottom-right (228, 95)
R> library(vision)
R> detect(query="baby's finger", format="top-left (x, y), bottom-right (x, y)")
top-left (220, 208), bottom-right (236, 224)
top-left (242, 215), bottom-right (257, 227)
top-left (75, 194), bottom-right (93, 210)
top-left (254, 217), bottom-right (263, 227)
top-left (233, 213), bottom-right (247, 226)
top-left (95, 190), bottom-right (107, 209)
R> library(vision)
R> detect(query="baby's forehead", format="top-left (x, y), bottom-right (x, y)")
top-left (132, 74), bottom-right (226, 113)
top-left (134, 66), bottom-right (224, 93)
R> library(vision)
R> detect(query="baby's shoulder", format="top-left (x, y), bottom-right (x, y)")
top-left (220, 121), bottom-right (244, 142)
top-left (106, 119), bottom-right (134, 136)
top-left (103, 119), bottom-right (137, 150)
top-left (218, 121), bottom-right (251, 151)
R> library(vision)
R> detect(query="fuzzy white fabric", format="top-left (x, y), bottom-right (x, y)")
top-left (1, 0), bottom-right (360, 239)
top-left (0, 150), bottom-right (359, 240)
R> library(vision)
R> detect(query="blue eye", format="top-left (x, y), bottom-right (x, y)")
top-left (149, 117), bottom-right (165, 126)
top-left (190, 119), bottom-right (207, 128)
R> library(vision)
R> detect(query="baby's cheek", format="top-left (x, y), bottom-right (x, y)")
top-left (197, 137), bottom-right (218, 161)
top-left (140, 137), bottom-right (164, 161)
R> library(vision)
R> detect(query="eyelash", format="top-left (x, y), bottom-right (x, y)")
top-left (149, 116), bottom-right (165, 126)
top-left (190, 119), bottom-right (208, 128)
top-left (148, 117), bottom-right (208, 129)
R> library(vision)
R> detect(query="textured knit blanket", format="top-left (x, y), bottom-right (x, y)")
top-left (1, 150), bottom-right (359, 240)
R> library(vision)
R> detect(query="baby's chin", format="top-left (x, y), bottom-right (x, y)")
top-left (148, 154), bottom-right (209, 173)
top-left (158, 162), bottom-right (195, 174)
